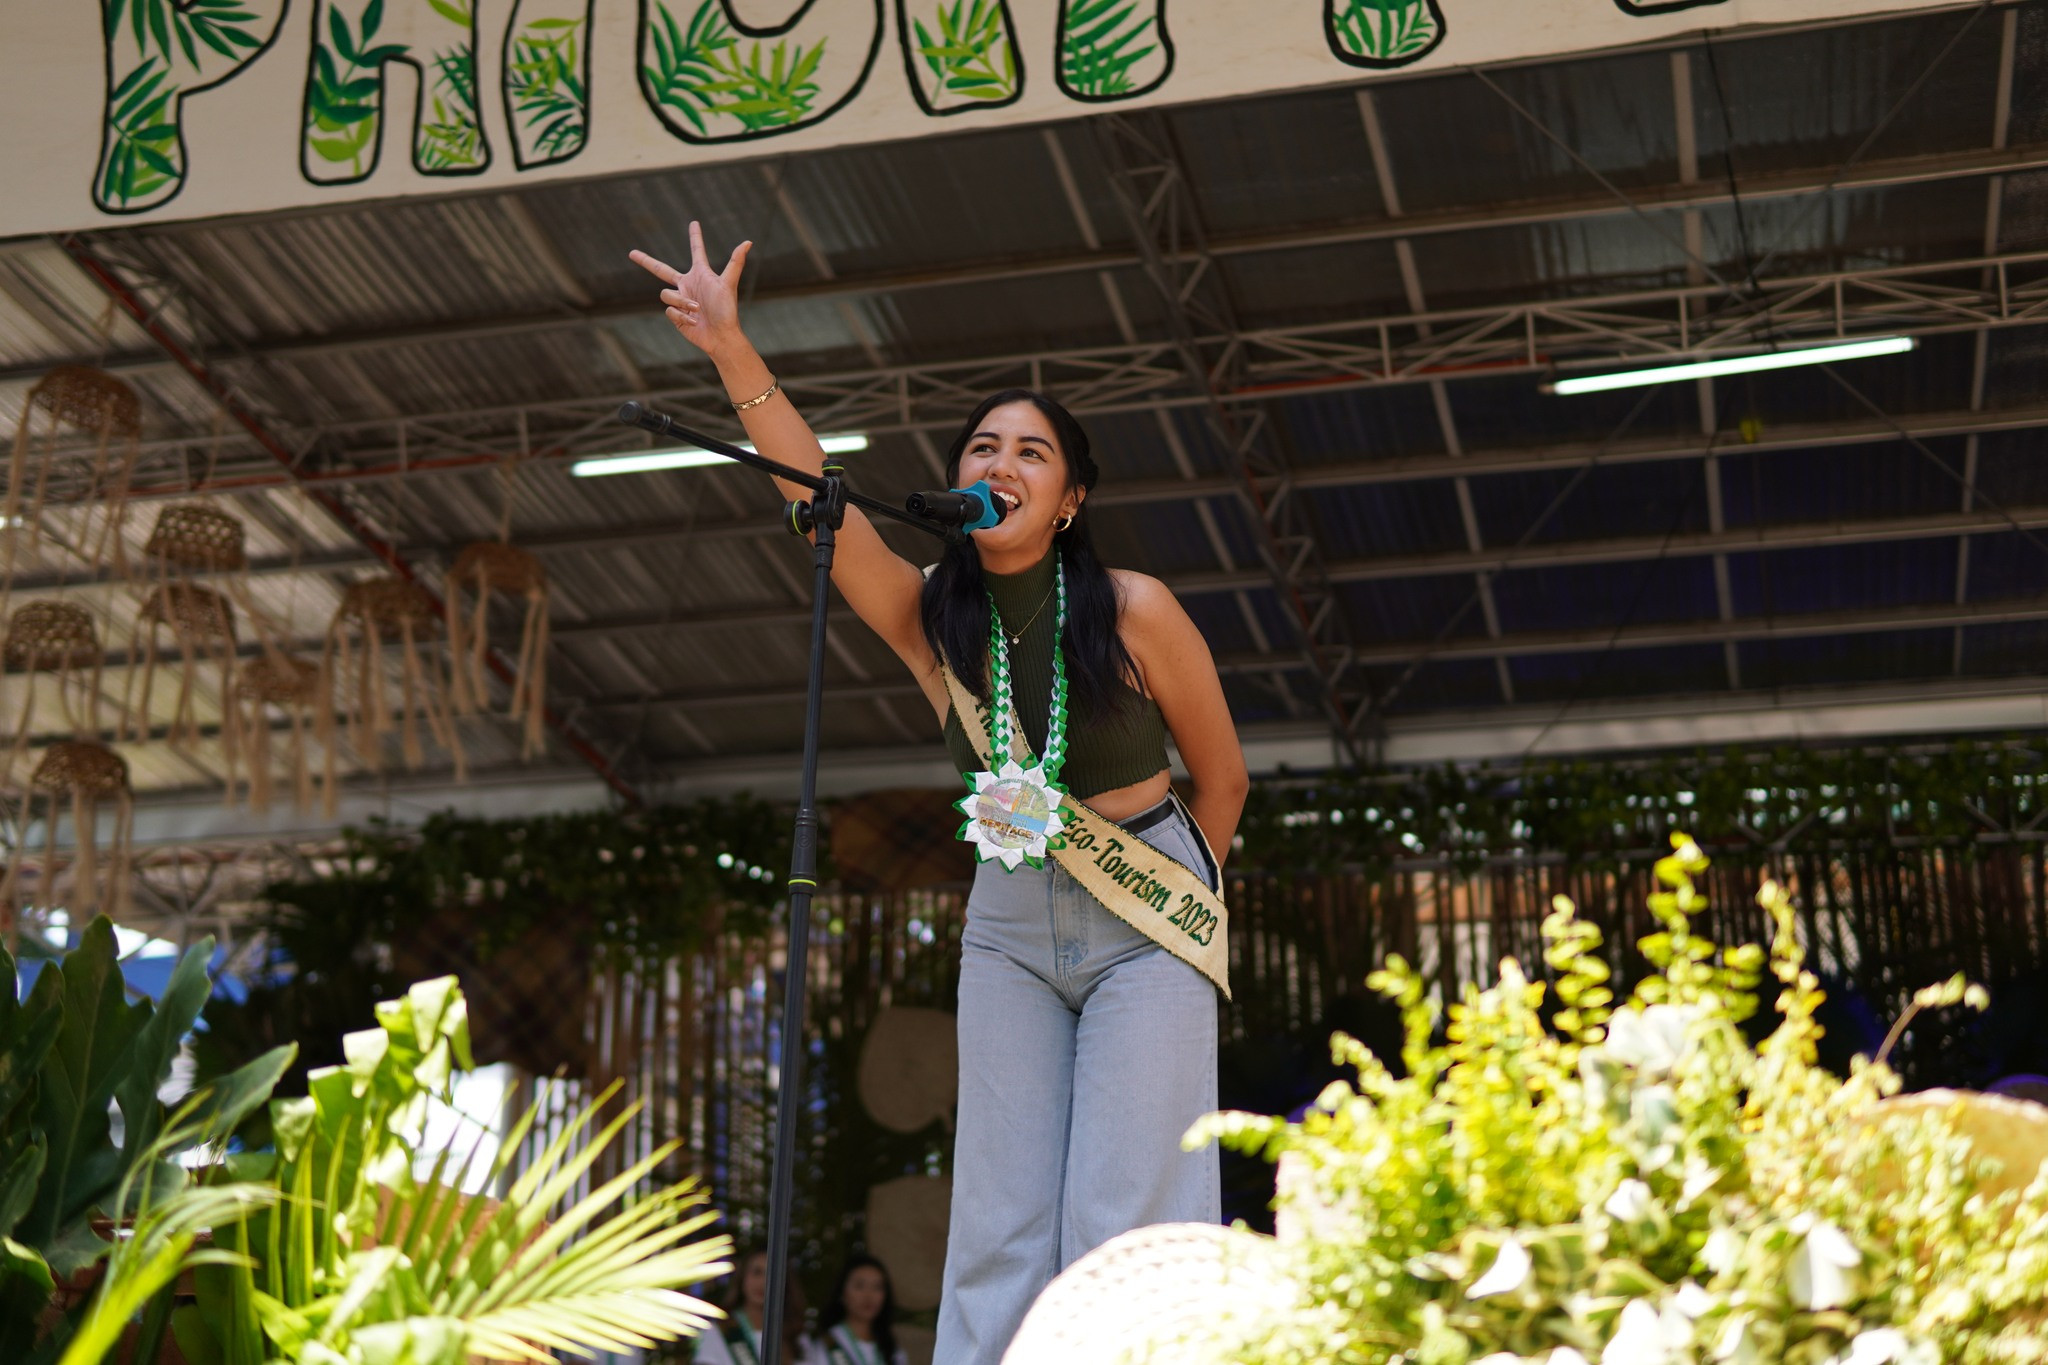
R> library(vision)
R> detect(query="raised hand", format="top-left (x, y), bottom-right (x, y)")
top-left (629, 220), bottom-right (752, 359)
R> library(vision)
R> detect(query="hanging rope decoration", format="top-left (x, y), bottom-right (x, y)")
top-left (123, 583), bottom-right (240, 782)
top-left (120, 502), bottom-right (252, 791)
top-left (3, 367), bottom-right (144, 587)
top-left (2, 601), bottom-right (105, 785)
top-left (236, 652), bottom-right (323, 816)
top-left (322, 577), bottom-right (464, 788)
top-left (445, 542), bottom-right (549, 760)
top-left (0, 740), bottom-right (134, 921)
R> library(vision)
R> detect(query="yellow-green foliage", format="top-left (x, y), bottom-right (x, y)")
top-left (1189, 836), bottom-right (2048, 1365)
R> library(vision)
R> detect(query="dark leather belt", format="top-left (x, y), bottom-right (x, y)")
top-left (1120, 797), bottom-right (1176, 834)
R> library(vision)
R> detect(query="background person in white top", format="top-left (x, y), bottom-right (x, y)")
top-left (693, 1247), bottom-right (813, 1365)
top-left (810, 1254), bottom-right (907, 1365)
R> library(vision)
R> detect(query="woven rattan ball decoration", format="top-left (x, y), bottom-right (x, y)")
top-left (30, 366), bottom-right (141, 439)
top-left (238, 653), bottom-right (319, 706)
top-left (29, 740), bottom-right (129, 799)
top-left (4, 602), bottom-right (100, 671)
top-left (1002, 1223), bottom-right (1295, 1365)
top-left (141, 583), bottom-right (236, 641)
top-left (451, 542), bottom-right (544, 593)
top-left (144, 503), bottom-right (246, 572)
top-left (338, 577), bottom-right (441, 636)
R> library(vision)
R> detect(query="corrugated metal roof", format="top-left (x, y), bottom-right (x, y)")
top-left (0, 3), bottom-right (2043, 802)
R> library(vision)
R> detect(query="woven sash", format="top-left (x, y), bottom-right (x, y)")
top-left (941, 663), bottom-right (1231, 998)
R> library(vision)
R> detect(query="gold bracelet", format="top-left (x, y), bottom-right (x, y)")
top-left (731, 377), bottom-right (780, 412)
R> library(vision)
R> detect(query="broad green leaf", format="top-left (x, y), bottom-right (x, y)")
top-left (22, 920), bottom-right (146, 1251)
top-left (116, 937), bottom-right (216, 1172)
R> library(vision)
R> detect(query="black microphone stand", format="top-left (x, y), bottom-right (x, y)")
top-left (615, 402), bottom-right (949, 1365)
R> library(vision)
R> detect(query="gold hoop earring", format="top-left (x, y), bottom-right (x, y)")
top-left (1054, 512), bottom-right (1076, 533)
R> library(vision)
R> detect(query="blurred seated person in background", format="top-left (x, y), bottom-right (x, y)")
top-left (812, 1253), bottom-right (906, 1365)
top-left (696, 1247), bottom-right (811, 1365)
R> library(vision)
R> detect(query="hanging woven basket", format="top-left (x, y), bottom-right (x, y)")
top-left (6, 739), bottom-right (135, 920)
top-left (143, 502), bottom-right (247, 573)
top-left (445, 542), bottom-right (549, 759)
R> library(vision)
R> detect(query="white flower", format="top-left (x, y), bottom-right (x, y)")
top-left (1701, 1226), bottom-right (1744, 1274)
top-left (1605, 1179), bottom-right (1653, 1222)
top-left (1789, 1220), bottom-right (1862, 1311)
top-left (1715, 1315), bottom-right (1764, 1365)
top-left (1671, 1281), bottom-right (1715, 1319)
top-left (1822, 1328), bottom-right (1940, 1365)
top-left (1605, 1005), bottom-right (1698, 1076)
top-left (1549, 1352), bottom-right (1591, 1365)
top-left (1468, 1235), bottom-right (1532, 1299)
top-left (1602, 1298), bottom-right (1692, 1364)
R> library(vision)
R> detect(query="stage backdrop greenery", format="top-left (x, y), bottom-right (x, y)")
top-left (192, 737), bottom-right (2048, 1321)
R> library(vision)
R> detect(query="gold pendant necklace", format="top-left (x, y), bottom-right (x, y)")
top-left (999, 586), bottom-right (1055, 644)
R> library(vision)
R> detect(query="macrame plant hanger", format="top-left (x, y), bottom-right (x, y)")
top-left (3, 601), bottom-right (106, 788)
top-left (0, 740), bottom-right (134, 922)
top-left (322, 577), bottom-right (464, 803)
top-left (236, 652), bottom-right (321, 815)
top-left (4, 366), bottom-right (143, 592)
top-left (446, 454), bottom-right (549, 759)
top-left (124, 503), bottom-right (248, 800)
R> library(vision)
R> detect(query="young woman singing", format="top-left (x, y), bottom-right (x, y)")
top-left (632, 224), bottom-right (1249, 1365)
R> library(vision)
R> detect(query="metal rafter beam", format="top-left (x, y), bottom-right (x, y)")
top-left (1093, 111), bottom-right (1368, 759)
top-left (22, 245), bottom-right (2048, 507)
top-left (580, 595), bottom-right (2048, 712)
top-left (14, 499), bottom-right (2040, 691)
top-left (12, 404), bottom-right (2048, 598)
top-left (18, 138), bottom-right (2048, 389)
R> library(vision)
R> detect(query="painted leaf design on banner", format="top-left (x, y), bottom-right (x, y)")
top-left (1057, 0), bottom-right (1172, 102)
top-left (639, 0), bottom-right (885, 144)
top-left (94, 0), bottom-right (288, 213)
top-left (1325, 0), bottom-right (1445, 69)
top-left (505, 0), bottom-right (592, 167)
top-left (903, 0), bottom-right (1021, 114)
top-left (302, 0), bottom-right (491, 184)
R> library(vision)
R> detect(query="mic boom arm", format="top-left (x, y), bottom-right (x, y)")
top-left (615, 401), bottom-right (948, 539)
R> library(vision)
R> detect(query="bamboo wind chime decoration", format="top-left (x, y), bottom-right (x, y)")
top-left (4, 366), bottom-right (144, 586)
top-left (323, 577), bottom-right (463, 789)
top-left (123, 503), bottom-right (251, 793)
top-left (124, 583), bottom-right (238, 772)
top-left (3, 601), bottom-right (104, 786)
top-left (445, 542), bottom-right (549, 760)
top-left (236, 652), bottom-right (322, 815)
top-left (1, 740), bottom-right (134, 920)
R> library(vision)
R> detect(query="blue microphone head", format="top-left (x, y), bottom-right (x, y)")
top-left (955, 480), bottom-right (1003, 532)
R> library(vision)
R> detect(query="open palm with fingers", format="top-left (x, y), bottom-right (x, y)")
top-left (629, 220), bottom-right (751, 359)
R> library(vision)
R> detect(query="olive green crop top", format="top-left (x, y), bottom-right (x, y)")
top-left (940, 551), bottom-right (1170, 799)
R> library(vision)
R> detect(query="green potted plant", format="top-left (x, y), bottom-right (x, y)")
top-left (2, 935), bottom-right (732, 1365)
top-left (1011, 837), bottom-right (2048, 1364)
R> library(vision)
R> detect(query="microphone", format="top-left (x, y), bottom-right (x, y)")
top-left (906, 480), bottom-right (1007, 531)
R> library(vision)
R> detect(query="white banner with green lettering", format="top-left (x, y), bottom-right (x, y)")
top-left (2, 0), bottom-right (1963, 235)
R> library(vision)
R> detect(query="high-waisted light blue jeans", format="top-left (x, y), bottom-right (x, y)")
top-left (934, 798), bottom-right (1221, 1365)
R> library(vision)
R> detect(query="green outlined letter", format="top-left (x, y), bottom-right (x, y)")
top-left (639, 0), bottom-right (884, 143)
top-left (95, 0), bottom-right (290, 214)
top-left (302, 0), bottom-right (489, 184)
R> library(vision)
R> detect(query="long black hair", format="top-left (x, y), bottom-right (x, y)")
top-left (720, 1246), bottom-right (807, 1360)
top-left (816, 1252), bottom-right (898, 1360)
top-left (919, 389), bottom-right (1138, 725)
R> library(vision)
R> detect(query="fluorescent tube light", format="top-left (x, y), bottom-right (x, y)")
top-left (571, 432), bottom-right (869, 477)
top-left (1549, 336), bottom-right (1917, 395)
